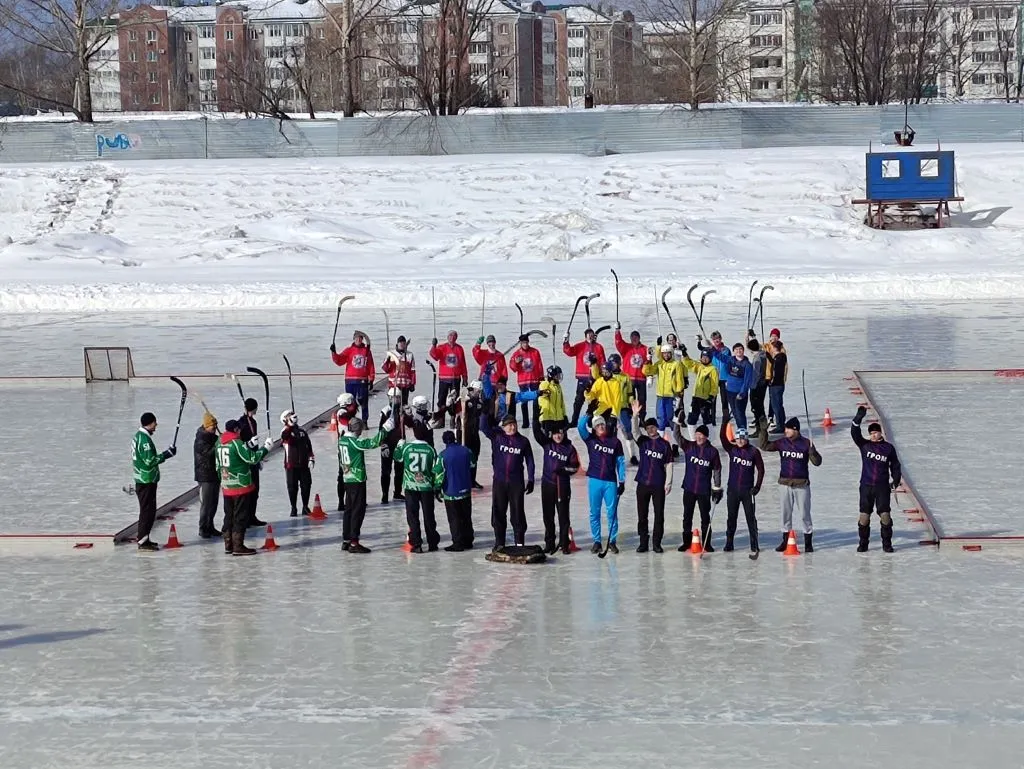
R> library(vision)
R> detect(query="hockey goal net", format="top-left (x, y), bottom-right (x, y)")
top-left (84, 347), bottom-right (135, 382)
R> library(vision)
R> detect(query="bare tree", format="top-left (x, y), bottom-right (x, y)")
top-left (281, 40), bottom-right (324, 118)
top-left (0, 0), bottom-right (127, 121)
top-left (941, 0), bottom-right (984, 99)
top-left (989, 5), bottom-right (1022, 102)
top-left (220, 49), bottom-right (292, 119)
top-left (891, 0), bottom-right (943, 103)
top-left (813, 0), bottom-right (898, 104)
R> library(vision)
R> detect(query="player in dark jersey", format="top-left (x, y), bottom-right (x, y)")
top-left (720, 423), bottom-right (765, 555)
top-left (631, 401), bottom-right (673, 553)
top-left (852, 406), bottom-right (902, 553)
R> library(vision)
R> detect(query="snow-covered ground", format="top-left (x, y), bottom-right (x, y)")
top-left (1, 145), bottom-right (1023, 313)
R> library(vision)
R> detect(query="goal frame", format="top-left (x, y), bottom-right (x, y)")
top-left (84, 347), bottom-right (135, 382)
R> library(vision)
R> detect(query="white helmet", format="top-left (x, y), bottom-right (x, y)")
top-left (280, 409), bottom-right (297, 425)
top-left (468, 380), bottom-right (483, 393)
top-left (411, 394), bottom-right (429, 412)
top-left (660, 344), bottom-right (673, 354)
top-left (338, 392), bottom-right (356, 407)
top-left (387, 386), bottom-right (399, 399)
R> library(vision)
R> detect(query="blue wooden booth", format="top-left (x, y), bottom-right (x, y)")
top-left (853, 149), bottom-right (963, 229)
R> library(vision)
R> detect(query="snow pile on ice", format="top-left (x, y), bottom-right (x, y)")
top-left (0, 145), bottom-right (1022, 312)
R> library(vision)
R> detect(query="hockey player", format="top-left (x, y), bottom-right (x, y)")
top-left (338, 408), bottom-right (393, 553)
top-left (509, 334), bottom-right (544, 429)
top-left (851, 406), bottom-right (902, 553)
top-left (719, 423), bottom-right (764, 554)
top-left (472, 334), bottom-right (507, 386)
top-left (336, 392), bottom-right (360, 511)
top-left (631, 401), bottom-right (673, 553)
top-left (643, 343), bottom-right (687, 446)
top-left (481, 412), bottom-right (535, 549)
top-left (673, 420), bottom-right (723, 552)
top-left (766, 338), bottom-right (788, 433)
top-left (746, 336), bottom-right (768, 434)
top-left (217, 419), bottom-right (273, 556)
top-left (395, 422), bottom-right (441, 552)
top-left (132, 412), bottom-right (177, 551)
top-left (577, 403), bottom-right (626, 553)
top-left (379, 392), bottom-right (406, 504)
top-left (759, 417), bottom-right (822, 552)
top-left (563, 327), bottom-right (607, 427)
top-left (435, 380), bottom-right (485, 489)
top-left (330, 331), bottom-right (375, 420)
top-left (681, 348), bottom-right (720, 437)
top-left (429, 330), bottom-right (468, 413)
top-left (405, 393), bottom-right (439, 448)
top-left (482, 366), bottom-right (518, 428)
top-left (698, 331), bottom-right (731, 422)
top-left (712, 342), bottom-right (754, 431)
top-left (236, 398), bottom-right (267, 528)
top-left (532, 420), bottom-right (580, 554)
top-left (434, 430), bottom-right (475, 551)
top-left (614, 327), bottom-right (650, 421)
top-left (280, 409), bottom-right (314, 517)
top-left (584, 360), bottom-right (624, 418)
top-left (193, 412), bottom-right (220, 539)
top-left (381, 335), bottom-right (416, 406)
top-left (519, 365), bottom-right (567, 434)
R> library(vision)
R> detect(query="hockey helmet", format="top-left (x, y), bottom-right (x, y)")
top-left (546, 365), bottom-right (562, 380)
top-left (468, 380), bottom-right (483, 393)
top-left (411, 394), bottom-right (430, 412)
top-left (280, 409), bottom-right (297, 425)
top-left (338, 392), bottom-right (356, 407)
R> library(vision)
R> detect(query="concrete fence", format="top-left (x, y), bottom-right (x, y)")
top-left (1, 103), bottom-right (1022, 163)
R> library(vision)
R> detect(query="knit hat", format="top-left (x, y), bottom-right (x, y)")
top-left (225, 419), bottom-right (239, 433)
top-left (518, 334), bottom-right (529, 342)
top-left (500, 414), bottom-right (517, 426)
top-left (770, 328), bottom-right (781, 338)
top-left (486, 334), bottom-right (496, 343)
top-left (868, 422), bottom-right (883, 434)
top-left (695, 424), bottom-right (709, 437)
top-left (202, 412), bottom-right (218, 429)
top-left (734, 427), bottom-right (748, 441)
top-left (396, 335), bottom-right (407, 344)
top-left (140, 412), bottom-right (156, 427)
top-left (244, 397), bottom-right (258, 412)
top-left (442, 430), bottom-right (456, 445)
top-left (785, 417), bottom-right (800, 431)
top-left (591, 415), bottom-right (607, 429)
top-left (643, 418), bottom-right (659, 429)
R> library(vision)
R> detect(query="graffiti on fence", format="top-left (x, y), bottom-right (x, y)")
top-left (96, 133), bottom-right (142, 157)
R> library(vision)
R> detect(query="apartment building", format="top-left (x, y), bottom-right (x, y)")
top-left (547, 5), bottom-right (642, 106)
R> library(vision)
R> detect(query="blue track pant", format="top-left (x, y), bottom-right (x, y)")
top-left (588, 478), bottom-right (620, 543)
top-left (656, 396), bottom-right (675, 431)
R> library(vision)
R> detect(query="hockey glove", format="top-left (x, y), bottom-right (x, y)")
top-left (160, 447), bottom-right (176, 460)
top-left (309, 458), bottom-right (315, 469)
top-left (330, 343), bottom-right (336, 354)
top-left (525, 480), bottom-right (535, 495)
top-left (477, 336), bottom-right (485, 345)
top-left (615, 322), bottom-right (621, 330)
top-left (854, 405), bottom-right (867, 425)
top-left (891, 480), bottom-right (900, 491)
top-left (246, 436), bottom-right (260, 450)
top-left (680, 344), bottom-right (688, 357)
top-left (711, 488), bottom-right (723, 504)
top-left (753, 485), bottom-right (761, 497)
top-left (656, 336), bottom-right (663, 345)
top-left (434, 489), bottom-right (444, 503)
top-left (263, 438), bottom-right (274, 451)
top-left (587, 399), bottom-right (600, 416)
top-left (431, 337), bottom-right (438, 347)
top-left (562, 333), bottom-right (570, 344)
top-left (382, 418), bottom-right (395, 433)
top-left (617, 482), bottom-right (625, 497)
top-left (587, 353), bottom-right (597, 364)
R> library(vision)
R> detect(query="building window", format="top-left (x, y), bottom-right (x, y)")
top-left (185, 30), bottom-right (192, 42)
top-left (920, 158), bottom-right (939, 178)
top-left (500, 88), bottom-right (509, 99)
top-left (498, 45), bottom-right (510, 56)
top-left (752, 78), bottom-right (771, 90)
top-left (750, 35), bottom-right (783, 47)
top-left (595, 49), bottom-right (604, 60)
top-left (568, 68), bottom-right (584, 78)
top-left (265, 46), bottom-right (284, 59)
top-left (201, 48), bottom-right (216, 60)
top-left (250, 28), bottom-right (259, 39)
top-left (972, 73), bottom-right (987, 85)
top-left (568, 27), bottom-right (584, 38)
top-left (995, 72), bottom-right (1014, 84)
top-left (128, 30), bottom-right (137, 41)
top-left (470, 62), bottom-right (487, 77)
top-left (285, 23), bottom-right (307, 36)
top-left (594, 30), bottom-right (605, 40)
top-left (266, 24), bottom-right (283, 37)
top-left (498, 23), bottom-right (509, 34)
top-left (469, 42), bottom-right (488, 54)
top-left (750, 12), bottom-right (782, 25)
top-left (131, 73), bottom-right (138, 83)
top-left (543, 42), bottom-right (555, 54)
top-left (148, 71), bottom-right (157, 82)
top-left (499, 67), bottom-right (510, 78)
top-left (150, 92), bottom-right (160, 104)
top-left (129, 51), bottom-right (137, 62)
top-left (146, 29), bottom-right (157, 42)
top-left (881, 159), bottom-right (900, 178)
top-left (568, 45), bottom-right (583, 58)
top-left (147, 50), bottom-right (157, 61)
top-left (199, 25), bottom-right (214, 38)
top-left (225, 28), bottom-right (234, 41)
top-left (543, 64), bottom-right (554, 76)
top-left (200, 68), bottom-right (216, 81)
top-left (133, 94), bottom-right (140, 104)
top-left (318, 28), bottom-right (325, 38)
top-left (570, 85), bottom-right (584, 97)
top-left (188, 52), bottom-right (193, 63)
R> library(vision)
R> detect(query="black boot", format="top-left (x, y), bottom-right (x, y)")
top-left (608, 540), bottom-right (619, 554)
top-left (223, 531), bottom-right (233, 554)
top-left (381, 493), bottom-right (389, 505)
top-left (636, 536), bottom-right (649, 553)
top-left (881, 524), bottom-right (895, 553)
top-left (349, 541), bottom-right (371, 554)
top-left (702, 527), bottom-right (714, 553)
top-left (290, 508), bottom-right (298, 518)
top-left (544, 542), bottom-right (558, 555)
top-left (653, 541), bottom-right (664, 553)
top-left (804, 532), bottom-right (814, 553)
top-left (590, 541), bottom-right (602, 554)
top-left (724, 534), bottom-right (734, 552)
top-left (857, 524), bottom-right (870, 552)
top-left (775, 532), bottom-right (788, 552)
top-left (231, 531), bottom-right (256, 556)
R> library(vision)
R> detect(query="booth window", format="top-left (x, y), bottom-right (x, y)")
top-left (882, 159), bottom-right (901, 178)
top-left (920, 158), bottom-right (939, 178)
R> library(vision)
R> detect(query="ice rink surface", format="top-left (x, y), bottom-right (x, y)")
top-left (3, 300), bottom-right (1024, 768)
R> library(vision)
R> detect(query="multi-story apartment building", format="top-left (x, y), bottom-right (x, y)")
top-left (547, 5), bottom-right (642, 106)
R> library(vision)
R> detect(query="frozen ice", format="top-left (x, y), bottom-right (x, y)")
top-left (2, 300), bottom-right (1024, 768)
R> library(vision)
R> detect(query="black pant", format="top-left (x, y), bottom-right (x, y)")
top-left (246, 468), bottom-right (260, 523)
top-left (464, 431), bottom-right (481, 484)
top-left (687, 396), bottom-right (715, 427)
top-left (437, 379), bottom-right (461, 413)
top-left (405, 489), bottom-right (439, 548)
top-left (540, 480), bottom-right (571, 549)
top-left (571, 377), bottom-right (593, 426)
top-left (337, 466), bottom-right (346, 510)
top-left (631, 380), bottom-right (648, 421)
top-left (726, 488), bottom-right (759, 551)
top-left (444, 496), bottom-right (474, 548)
top-left (750, 382), bottom-right (767, 425)
top-left (718, 381), bottom-right (730, 422)
top-left (286, 467), bottom-right (312, 512)
top-left (682, 489), bottom-right (712, 547)
top-left (198, 481), bottom-right (220, 535)
top-left (380, 449), bottom-right (403, 498)
top-left (343, 481), bottom-right (367, 542)
top-left (492, 479), bottom-right (526, 546)
top-left (636, 482), bottom-right (665, 547)
top-left (136, 482), bottom-right (158, 543)
top-left (223, 492), bottom-right (252, 536)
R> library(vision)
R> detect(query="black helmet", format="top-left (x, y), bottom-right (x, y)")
top-left (546, 365), bottom-right (562, 379)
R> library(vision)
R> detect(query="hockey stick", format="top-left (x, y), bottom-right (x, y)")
top-left (755, 285), bottom-right (775, 341)
top-left (593, 324), bottom-right (612, 338)
top-left (597, 534), bottom-right (613, 559)
top-left (515, 302), bottom-right (524, 336)
top-left (566, 294), bottom-right (588, 339)
top-left (746, 280), bottom-right (759, 331)
top-left (460, 387), bottom-right (469, 447)
top-left (610, 268), bottom-right (619, 327)
top-left (699, 289), bottom-right (716, 327)
top-left (801, 369), bottom-right (813, 445)
top-left (431, 286), bottom-right (437, 340)
top-left (660, 288), bottom-right (677, 335)
top-left (584, 293), bottom-right (600, 328)
top-left (382, 309), bottom-right (391, 350)
top-left (540, 316), bottom-right (556, 359)
top-left (525, 329), bottom-right (548, 340)
top-left (686, 284), bottom-right (707, 337)
top-left (227, 373), bottom-right (246, 407)
top-left (282, 354), bottom-right (295, 413)
top-left (480, 285), bottom-right (486, 336)
top-left (169, 376), bottom-right (187, 450)
top-left (655, 287), bottom-right (663, 337)
top-left (699, 498), bottom-right (720, 560)
top-left (425, 359), bottom-right (437, 410)
top-left (332, 295), bottom-right (355, 348)
top-left (246, 366), bottom-right (272, 434)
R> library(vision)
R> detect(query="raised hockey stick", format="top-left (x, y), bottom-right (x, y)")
top-left (593, 324), bottom-right (612, 338)
top-left (425, 359), bottom-right (437, 410)
top-left (610, 268), bottom-right (619, 327)
top-left (540, 316), bottom-right (556, 359)
top-left (699, 289), bottom-right (716, 327)
top-left (431, 286), bottom-right (437, 339)
top-left (515, 302), bottom-right (524, 336)
top-left (686, 284), bottom-right (707, 337)
top-left (480, 285), bottom-right (486, 336)
top-left (169, 376), bottom-right (187, 450)
top-left (655, 287), bottom-right (663, 337)
top-left (747, 280), bottom-right (759, 331)
top-left (332, 295), bottom-right (355, 348)
top-left (246, 366), bottom-right (272, 434)
top-left (525, 329), bottom-right (548, 340)
top-left (227, 373), bottom-right (246, 408)
top-left (382, 309), bottom-right (391, 350)
top-left (566, 294), bottom-right (588, 339)
top-left (802, 369), bottom-right (813, 445)
top-left (660, 287), bottom-right (677, 336)
top-left (754, 285), bottom-right (775, 341)
top-left (584, 292), bottom-right (600, 328)
top-left (282, 354), bottom-right (295, 413)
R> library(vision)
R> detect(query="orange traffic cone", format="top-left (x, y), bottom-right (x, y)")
top-left (329, 413), bottom-right (338, 432)
top-left (567, 526), bottom-right (581, 553)
top-left (821, 408), bottom-right (834, 427)
top-left (164, 523), bottom-right (183, 549)
top-left (401, 531), bottom-right (413, 552)
top-left (783, 529), bottom-right (800, 556)
top-left (260, 524), bottom-right (279, 551)
top-left (309, 494), bottom-right (328, 520)
top-left (689, 528), bottom-right (703, 555)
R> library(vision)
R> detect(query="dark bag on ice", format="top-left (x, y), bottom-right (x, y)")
top-left (485, 545), bottom-right (547, 565)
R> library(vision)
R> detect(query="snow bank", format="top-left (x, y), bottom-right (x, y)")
top-left (0, 145), bottom-right (1022, 313)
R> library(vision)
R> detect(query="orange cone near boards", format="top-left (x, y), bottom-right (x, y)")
top-left (260, 524), bottom-right (279, 551)
top-left (567, 526), bottom-right (581, 553)
top-left (783, 530), bottom-right (801, 556)
top-left (329, 413), bottom-right (338, 432)
top-left (689, 529), bottom-right (703, 555)
top-left (164, 523), bottom-right (183, 549)
top-left (401, 531), bottom-right (413, 552)
top-left (821, 408), bottom-right (834, 427)
top-left (309, 494), bottom-right (328, 520)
